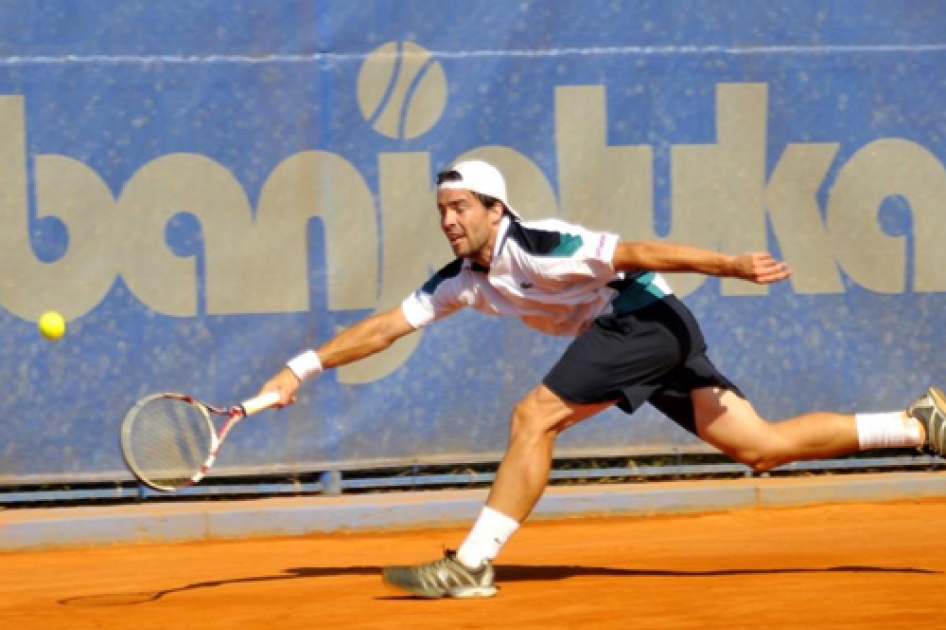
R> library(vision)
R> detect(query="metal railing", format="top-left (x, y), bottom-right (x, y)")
top-left (0, 454), bottom-right (940, 507)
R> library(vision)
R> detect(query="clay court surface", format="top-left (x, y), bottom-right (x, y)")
top-left (2, 498), bottom-right (944, 630)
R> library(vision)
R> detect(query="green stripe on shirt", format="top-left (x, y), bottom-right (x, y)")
top-left (548, 233), bottom-right (583, 256)
top-left (611, 272), bottom-right (667, 313)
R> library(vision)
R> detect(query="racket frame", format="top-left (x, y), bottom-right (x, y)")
top-left (120, 391), bottom-right (281, 492)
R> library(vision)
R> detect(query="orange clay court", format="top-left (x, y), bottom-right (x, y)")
top-left (2, 493), bottom-right (945, 630)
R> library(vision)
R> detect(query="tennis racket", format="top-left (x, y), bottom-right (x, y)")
top-left (120, 391), bottom-right (282, 492)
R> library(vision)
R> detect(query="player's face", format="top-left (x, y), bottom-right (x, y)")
top-left (437, 188), bottom-right (502, 263)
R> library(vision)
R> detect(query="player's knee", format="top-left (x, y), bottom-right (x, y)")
top-left (731, 446), bottom-right (784, 473)
top-left (741, 454), bottom-right (776, 473)
top-left (509, 399), bottom-right (560, 444)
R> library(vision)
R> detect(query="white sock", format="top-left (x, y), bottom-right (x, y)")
top-left (456, 506), bottom-right (520, 569)
top-left (855, 412), bottom-right (923, 450)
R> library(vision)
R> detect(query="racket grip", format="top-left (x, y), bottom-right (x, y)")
top-left (240, 391), bottom-right (282, 416)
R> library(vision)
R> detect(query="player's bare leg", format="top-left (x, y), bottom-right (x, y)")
top-left (382, 386), bottom-right (611, 598)
top-left (485, 386), bottom-right (613, 521)
top-left (691, 387), bottom-right (937, 472)
top-left (382, 385), bottom-right (946, 597)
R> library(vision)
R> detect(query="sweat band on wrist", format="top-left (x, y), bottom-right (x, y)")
top-left (287, 350), bottom-right (324, 382)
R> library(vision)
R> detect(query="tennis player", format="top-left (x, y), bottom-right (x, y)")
top-left (259, 160), bottom-right (946, 598)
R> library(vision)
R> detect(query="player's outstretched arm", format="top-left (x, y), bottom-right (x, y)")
top-left (260, 306), bottom-right (417, 405)
top-left (611, 241), bottom-right (792, 285)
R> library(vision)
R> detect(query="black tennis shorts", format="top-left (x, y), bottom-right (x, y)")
top-left (542, 295), bottom-right (744, 436)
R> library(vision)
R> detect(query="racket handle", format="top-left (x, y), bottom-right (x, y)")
top-left (239, 391), bottom-right (282, 416)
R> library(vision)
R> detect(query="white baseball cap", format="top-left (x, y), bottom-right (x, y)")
top-left (437, 160), bottom-right (523, 221)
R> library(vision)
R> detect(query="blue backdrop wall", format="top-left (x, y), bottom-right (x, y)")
top-left (1, 0), bottom-right (944, 483)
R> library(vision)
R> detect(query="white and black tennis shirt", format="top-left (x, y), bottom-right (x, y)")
top-left (401, 216), bottom-right (675, 337)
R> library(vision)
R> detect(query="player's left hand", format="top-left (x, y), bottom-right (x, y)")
top-left (732, 252), bottom-right (792, 284)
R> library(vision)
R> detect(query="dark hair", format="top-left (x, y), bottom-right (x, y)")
top-left (436, 169), bottom-right (502, 211)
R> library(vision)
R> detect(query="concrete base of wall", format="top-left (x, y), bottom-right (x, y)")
top-left (3, 472), bottom-right (945, 552)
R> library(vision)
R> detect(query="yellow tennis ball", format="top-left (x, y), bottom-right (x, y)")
top-left (38, 311), bottom-right (66, 340)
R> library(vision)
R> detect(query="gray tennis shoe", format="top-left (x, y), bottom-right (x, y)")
top-left (382, 550), bottom-right (498, 598)
top-left (908, 386), bottom-right (946, 456)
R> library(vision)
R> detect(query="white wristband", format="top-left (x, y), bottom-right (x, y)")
top-left (286, 350), bottom-right (324, 382)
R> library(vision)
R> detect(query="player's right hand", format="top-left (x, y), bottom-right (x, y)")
top-left (259, 367), bottom-right (302, 407)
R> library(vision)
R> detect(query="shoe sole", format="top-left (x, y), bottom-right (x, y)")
top-left (927, 386), bottom-right (946, 454)
top-left (381, 575), bottom-right (442, 599)
top-left (930, 386), bottom-right (946, 411)
top-left (447, 586), bottom-right (498, 598)
top-left (381, 576), bottom-right (498, 599)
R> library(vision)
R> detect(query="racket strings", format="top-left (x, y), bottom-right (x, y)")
top-left (124, 398), bottom-right (214, 489)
